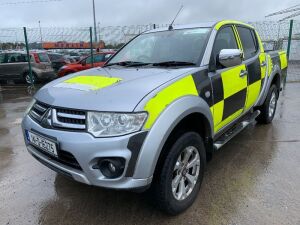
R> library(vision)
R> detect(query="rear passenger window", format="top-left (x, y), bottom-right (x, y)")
top-left (236, 27), bottom-right (258, 59)
top-left (38, 53), bottom-right (50, 62)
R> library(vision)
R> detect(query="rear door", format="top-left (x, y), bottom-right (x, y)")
top-left (210, 25), bottom-right (248, 133)
top-left (0, 53), bottom-right (26, 79)
top-left (0, 53), bottom-right (8, 79)
top-left (235, 26), bottom-right (266, 110)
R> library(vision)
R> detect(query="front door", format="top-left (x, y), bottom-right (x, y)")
top-left (209, 25), bottom-right (248, 133)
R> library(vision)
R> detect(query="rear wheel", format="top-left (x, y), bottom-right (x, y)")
top-left (24, 72), bottom-right (37, 84)
top-left (151, 132), bottom-right (206, 215)
top-left (256, 84), bottom-right (278, 124)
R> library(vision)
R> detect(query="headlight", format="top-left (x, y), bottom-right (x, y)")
top-left (87, 112), bottom-right (148, 137)
top-left (24, 99), bottom-right (36, 117)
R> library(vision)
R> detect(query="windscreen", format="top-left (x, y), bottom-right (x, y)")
top-left (109, 28), bottom-right (211, 65)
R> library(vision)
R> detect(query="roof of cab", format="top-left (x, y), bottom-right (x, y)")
top-left (144, 20), bottom-right (254, 34)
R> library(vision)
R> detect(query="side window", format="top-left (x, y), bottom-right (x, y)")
top-left (212, 26), bottom-right (238, 69)
top-left (38, 53), bottom-right (50, 62)
top-left (93, 54), bottom-right (105, 63)
top-left (0, 54), bottom-right (6, 63)
top-left (85, 56), bottom-right (92, 64)
top-left (236, 27), bottom-right (258, 60)
top-left (7, 53), bottom-right (20, 63)
top-left (104, 54), bottom-right (112, 61)
top-left (18, 54), bottom-right (28, 62)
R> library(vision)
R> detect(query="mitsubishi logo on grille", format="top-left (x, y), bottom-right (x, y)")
top-left (40, 108), bottom-right (52, 128)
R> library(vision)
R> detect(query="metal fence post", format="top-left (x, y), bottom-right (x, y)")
top-left (287, 19), bottom-right (293, 60)
top-left (23, 27), bottom-right (33, 84)
top-left (89, 27), bottom-right (94, 68)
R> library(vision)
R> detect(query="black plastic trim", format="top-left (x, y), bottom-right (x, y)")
top-left (125, 131), bottom-right (148, 177)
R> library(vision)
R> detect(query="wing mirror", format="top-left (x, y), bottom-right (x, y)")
top-left (81, 60), bottom-right (86, 66)
top-left (218, 49), bottom-right (243, 68)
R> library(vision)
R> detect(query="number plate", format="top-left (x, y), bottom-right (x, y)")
top-left (26, 131), bottom-right (58, 157)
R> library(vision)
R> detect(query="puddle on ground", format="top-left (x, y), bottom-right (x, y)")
top-left (0, 127), bottom-right (9, 136)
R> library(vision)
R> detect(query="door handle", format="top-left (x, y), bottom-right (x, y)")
top-left (261, 61), bottom-right (266, 67)
top-left (240, 70), bottom-right (248, 77)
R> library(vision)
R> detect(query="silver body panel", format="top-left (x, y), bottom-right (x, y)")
top-left (22, 115), bottom-right (152, 189)
top-left (36, 67), bottom-right (195, 112)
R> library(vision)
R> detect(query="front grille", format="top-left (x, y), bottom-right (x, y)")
top-left (29, 101), bottom-right (86, 131)
top-left (29, 102), bottom-right (50, 122)
top-left (53, 108), bottom-right (86, 130)
top-left (32, 145), bottom-right (82, 170)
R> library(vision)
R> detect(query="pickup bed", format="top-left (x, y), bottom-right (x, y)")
top-left (22, 20), bottom-right (288, 215)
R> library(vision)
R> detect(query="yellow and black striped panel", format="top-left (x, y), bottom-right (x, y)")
top-left (142, 50), bottom-right (283, 131)
top-left (279, 51), bottom-right (288, 69)
top-left (191, 69), bottom-right (213, 107)
top-left (244, 54), bottom-right (266, 110)
top-left (267, 55), bottom-right (273, 77)
top-left (143, 75), bottom-right (199, 129)
top-left (211, 65), bottom-right (248, 132)
top-left (269, 50), bottom-right (288, 80)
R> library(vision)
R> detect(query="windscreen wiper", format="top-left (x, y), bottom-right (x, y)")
top-left (152, 61), bottom-right (196, 67)
top-left (104, 61), bottom-right (151, 67)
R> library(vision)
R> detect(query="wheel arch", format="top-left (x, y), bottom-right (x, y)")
top-left (271, 73), bottom-right (281, 95)
top-left (257, 64), bottom-right (282, 106)
top-left (133, 95), bottom-right (213, 179)
top-left (151, 111), bottom-right (213, 180)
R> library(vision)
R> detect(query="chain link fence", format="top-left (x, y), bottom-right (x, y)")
top-left (0, 21), bottom-right (299, 82)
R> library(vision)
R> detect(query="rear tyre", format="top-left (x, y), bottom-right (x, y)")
top-left (151, 132), bottom-right (206, 215)
top-left (256, 84), bottom-right (278, 124)
top-left (24, 72), bottom-right (37, 85)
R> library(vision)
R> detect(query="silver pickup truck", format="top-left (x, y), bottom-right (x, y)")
top-left (22, 20), bottom-right (288, 214)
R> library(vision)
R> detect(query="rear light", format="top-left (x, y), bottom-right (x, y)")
top-left (33, 53), bottom-right (40, 63)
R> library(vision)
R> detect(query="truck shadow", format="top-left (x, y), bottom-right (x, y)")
top-left (37, 122), bottom-right (281, 225)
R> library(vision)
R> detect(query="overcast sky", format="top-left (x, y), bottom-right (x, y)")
top-left (0, 0), bottom-right (299, 28)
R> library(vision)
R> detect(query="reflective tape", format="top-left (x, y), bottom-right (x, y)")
top-left (215, 20), bottom-right (254, 30)
top-left (278, 51), bottom-right (288, 69)
top-left (55, 75), bottom-right (122, 91)
top-left (143, 75), bottom-right (198, 129)
top-left (267, 55), bottom-right (273, 77)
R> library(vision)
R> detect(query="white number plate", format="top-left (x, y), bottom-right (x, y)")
top-left (26, 131), bottom-right (58, 157)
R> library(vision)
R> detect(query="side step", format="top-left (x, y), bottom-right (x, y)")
top-left (213, 110), bottom-right (260, 151)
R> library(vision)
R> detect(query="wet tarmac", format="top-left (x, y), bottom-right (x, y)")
top-left (0, 83), bottom-right (299, 225)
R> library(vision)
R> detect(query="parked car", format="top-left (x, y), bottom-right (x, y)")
top-left (57, 52), bottom-right (114, 77)
top-left (0, 51), bottom-right (56, 84)
top-left (48, 53), bottom-right (71, 73)
top-left (22, 20), bottom-right (287, 214)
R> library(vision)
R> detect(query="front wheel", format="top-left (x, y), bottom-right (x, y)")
top-left (151, 132), bottom-right (206, 215)
top-left (256, 84), bottom-right (278, 124)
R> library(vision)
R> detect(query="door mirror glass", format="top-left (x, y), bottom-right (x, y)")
top-left (218, 49), bottom-right (243, 68)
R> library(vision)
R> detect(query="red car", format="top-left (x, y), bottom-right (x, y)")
top-left (57, 52), bottom-right (114, 77)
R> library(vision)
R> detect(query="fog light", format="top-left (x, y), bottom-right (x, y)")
top-left (98, 158), bottom-right (125, 179)
top-left (108, 162), bottom-right (116, 172)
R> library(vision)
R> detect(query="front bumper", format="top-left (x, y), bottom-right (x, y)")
top-left (22, 115), bottom-right (152, 189)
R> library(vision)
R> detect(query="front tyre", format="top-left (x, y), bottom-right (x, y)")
top-left (256, 84), bottom-right (278, 124)
top-left (152, 132), bottom-right (206, 215)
